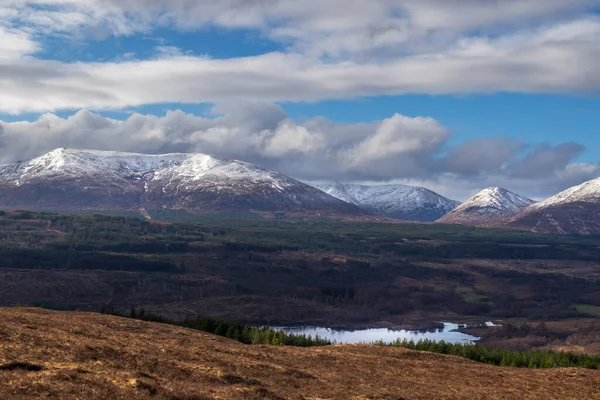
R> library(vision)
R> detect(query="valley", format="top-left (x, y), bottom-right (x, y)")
top-left (5, 2), bottom-right (600, 398)
top-left (1, 210), bottom-right (600, 354)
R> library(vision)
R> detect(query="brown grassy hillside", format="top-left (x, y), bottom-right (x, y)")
top-left (0, 308), bottom-right (599, 400)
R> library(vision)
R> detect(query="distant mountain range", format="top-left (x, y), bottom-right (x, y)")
top-left (1, 148), bottom-right (600, 234)
top-left (314, 183), bottom-right (460, 222)
top-left (438, 180), bottom-right (600, 235)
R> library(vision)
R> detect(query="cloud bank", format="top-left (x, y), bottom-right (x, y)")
top-left (1, 103), bottom-right (597, 200)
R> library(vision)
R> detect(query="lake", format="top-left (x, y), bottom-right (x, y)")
top-left (272, 323), bottom-right (480, 344)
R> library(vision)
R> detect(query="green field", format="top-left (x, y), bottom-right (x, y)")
top-left (575, 304), bottom-right (600, 316)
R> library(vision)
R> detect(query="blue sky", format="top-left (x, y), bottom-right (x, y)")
top-left (1, 0), bottom-right (600, 199)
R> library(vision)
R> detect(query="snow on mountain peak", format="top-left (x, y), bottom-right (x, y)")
top-left (4, 148), bottom-right (288, 186)
top-left (527, 177), bottom-right (600, 211)
top-left (465, 187), bottom-right (535, 211)
top-left (437, 187), bottom-right (534, 224)
top-left (0, 148), bottom-right (363, 215)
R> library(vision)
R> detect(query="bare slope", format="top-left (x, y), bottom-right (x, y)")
top-left (0, 308), bottom-right (599, 400)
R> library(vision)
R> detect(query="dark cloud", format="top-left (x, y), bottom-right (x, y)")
top-left (0, 124), bottom-right (5, 149)
top-left (439, 137), bottom-right (524, 176)
top-left (507, 142), bottom-right (585, 179)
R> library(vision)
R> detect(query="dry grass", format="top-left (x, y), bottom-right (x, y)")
top-left (0, 308), bottom-right (599, 399)
top-left (464, 319), bottom-right (600, 355)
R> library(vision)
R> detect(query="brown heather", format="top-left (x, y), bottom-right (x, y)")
top-left (0, 308), bottom-right (599, 400)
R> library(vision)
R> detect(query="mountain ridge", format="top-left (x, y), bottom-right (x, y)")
top-left (0, 148), bottom-right (364, 217)
top-left (315, 183), bottom-right (460, 222)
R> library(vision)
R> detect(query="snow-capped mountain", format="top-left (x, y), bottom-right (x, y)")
top-left (437, 187), bottom-right (535, 225)
top-left (508, 177), bottom-right (600, 234)
top-left (525, 178), bottom-right (600, 212)
top-left (0, 148), bottom-right (363, 216)
top-left (314, 183), bottom-right (460, 222)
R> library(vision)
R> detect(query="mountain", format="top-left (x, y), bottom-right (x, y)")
top-left (524, 177), bottom-right (600, 212)
top-left (508, 177), bottom-right (600, 234)
top-left (314, 183), bottom-right (460, 222)
top-left (437, 187), bottom-right (535, 225)
top-left (0, 148), bottom-right (363, 216)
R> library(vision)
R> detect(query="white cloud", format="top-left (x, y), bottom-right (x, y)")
top-left (262, 121), bottom-right (325, 157)
top-left (0, 2), bottom-right (597, 112)
top-left (0, 25), bottom-right (39, 59)
top-left (343, 114), bottom-right (448, 169)
top-left (1, 27), bottom-right (600, 114)
top-left (8, 0), bottom-right (599, 56)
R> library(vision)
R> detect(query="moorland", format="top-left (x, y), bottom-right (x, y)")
top-left (1, 308), bottom-right (599, 400)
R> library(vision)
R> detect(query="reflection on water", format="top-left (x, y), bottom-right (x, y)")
top-left (272, 323), bottom-right (480, 344)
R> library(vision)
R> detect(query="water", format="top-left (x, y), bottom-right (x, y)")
top-left (272, 322), bottom-right (480, 344)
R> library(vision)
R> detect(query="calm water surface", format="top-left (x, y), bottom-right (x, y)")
top-left (273, 323), bottom-right (479, 344)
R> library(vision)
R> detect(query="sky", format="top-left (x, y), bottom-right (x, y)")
top-left (1, 1), bottom-right (600, 200)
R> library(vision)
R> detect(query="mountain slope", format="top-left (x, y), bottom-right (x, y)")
top-left (0, 148), bottom-right (363, 216)
top-left (508, 178), bottom-right (600, 234)
top-left (1, 308), bottom-right (599, 400)
top-left (437, 187), bottom-right (535, 225)
top-left (315, 183), bottom-right (460, 221)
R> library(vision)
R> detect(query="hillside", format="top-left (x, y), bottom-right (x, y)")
top-left (508, 177), bottom-right (600, 234)
top-left (315, 183), bottom-right (459, 222)
top-left (0, 148), bottom-right (362, 217)
top-left (508, 202), bottom-right (600, 235)
top-left (1, 308), bottom-right (599, 400)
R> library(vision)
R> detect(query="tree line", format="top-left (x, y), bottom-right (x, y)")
top-left (377, 338), bottom-right (600, 369)
top-left (103, 307), bottom-right (331, 347)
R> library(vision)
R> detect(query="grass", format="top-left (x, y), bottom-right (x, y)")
top-left (575, 304), bottom-right (600, 316)
top-left (463, 294), bottom-right (490, 303)
top-left (3, 308), bottom-right (600, 399)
